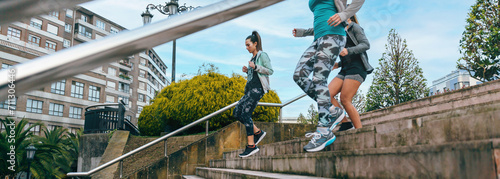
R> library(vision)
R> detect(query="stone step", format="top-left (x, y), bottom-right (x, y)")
top-left (211, 139), bottom-right (500, 178)
top-left (224, 101), bottom-right (500, 160)
top-left (182, 175), bottom-right (205, 179)
top-left (195, 167), bottom-right (332, 179)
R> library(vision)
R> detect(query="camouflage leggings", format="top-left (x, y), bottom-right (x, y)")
top-left (293, 35), bottom-right (346, 127)
top-left (233, 86), bottom-right (264, 136)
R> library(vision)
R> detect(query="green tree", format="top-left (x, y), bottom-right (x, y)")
top-left (0, 118), bottom-right (80, 179)
top-left (297, 104), bottom-right (318, 125)
top-left (0, 118), bottom-right (40, 178)
top-left (297, 113), bottom-right (307, 124)
top-left (138, 64), bottom-right (281, 136)
top-left (30, 127), bottom-right (78, 179)
top-left (458, 0), bottom-right (500, 82)
top-left (366, 29), bottom-right (429, 112)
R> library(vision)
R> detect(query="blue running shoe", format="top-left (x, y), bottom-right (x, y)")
top-left (328, 106), bottom-right (346, 131)
top-left (303, 131), bottom-right (336, 152)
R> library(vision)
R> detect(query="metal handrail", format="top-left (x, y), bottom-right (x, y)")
top-left (0, 0), bottom-right (284, 100)
top-left (67, 93), bottom-right (306, 177)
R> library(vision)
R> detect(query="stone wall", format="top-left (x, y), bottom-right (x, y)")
top-left (77, 133), bottom-right (109, 172)
top-left (124, 122), bottom-right (316, 179)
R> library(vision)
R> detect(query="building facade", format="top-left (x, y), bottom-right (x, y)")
top-left (429, 69), bottom-right (481, 96)
top-left (0, 6), bottom-right (169, 134)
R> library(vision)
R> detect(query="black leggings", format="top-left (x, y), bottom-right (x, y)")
top-left (233, 86), bottom-right (264, 136)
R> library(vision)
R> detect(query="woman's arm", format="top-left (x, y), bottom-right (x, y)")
top-left (346, 23), bottom-right (370, 55)
top-left (294, 28), bottom-right (314, 37)
top-left (255, 52), bottom-right (274, 75)
top-left (336, 0), bottom-right (365, 22)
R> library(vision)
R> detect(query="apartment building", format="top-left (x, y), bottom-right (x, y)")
top-left (429, 69), bottom-right (481, 96)
top-left (0, 6), bottom-right (169, 134)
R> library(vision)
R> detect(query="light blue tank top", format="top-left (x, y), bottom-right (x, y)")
top-left (309, 0), bottom-right (346, 41)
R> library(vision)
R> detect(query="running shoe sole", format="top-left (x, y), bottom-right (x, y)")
top-left (255, 132), bottom-right (266, 145)
top-left (239, 148), bottom-right (260, 158)
top-left (329, 112), bottom-right (346, 131)
top-left (304, 135), bottom-right (337, 152)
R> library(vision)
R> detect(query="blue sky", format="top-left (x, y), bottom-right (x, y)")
top-left (81, 0), bottom-right (476, 118)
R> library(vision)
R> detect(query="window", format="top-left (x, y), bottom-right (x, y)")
top-left (69, 106), bottom-right (82, 119)
top-left (110, 27), bottom-right (119, 34)
top-left (147, 84), bottom-right (154, 96)
top-left (2, 64), bottom-right (12, 70)
top-left (108, 67), bottom-right (116, 76)
top-left (146, 96), bottom-right (151, 104)
top-left (26, 99), bottom-right (43, 113)
top-left (65, 24), bottom-right (72, 33)
top-left (81, 15), bottom-right (88, 22)
top-left (7, 27), bottom-right (21, 40)
top-left (138, 93), bottom-right (144, 102)
top-left (118, 96), bottom-right (129, 105)
top-left (24, 123), bottom-right (41, 136)
top-left (118, 82), bottom-right (129, 93)
top-left (130, 62), bottom-right (134, 70)
top-left (49, 11), bottom-right (59, 18)
top-left (125, 115), bottom-right (131, 121)
top-left (139, 70), bottom-right (145, 78)
top-left (140, 58), bottom-right (146, 66)
top-left (138, 106), bottom-right (143, 113)
top-left (106, 95), bottom-right (115, 103)
top-left (88, 85), bottom-right (100, 102)
top-left (51, 79), bottom-right (65, 95)
top-left (63, 39), bottom-right (71, 48)
top-left (28, 34), bottom-right (41, 46)
top-left (139, 82), bottom-right (145, 90)
top-left (71, 81), bottom-right (84, 98)
top-left (49, 103), bottom-right (64, 116)
top-left (48, 125), bottom-right (61, 131)
top-left (107, 81), bottom-right (116, 89)
top-left (45, 40), bottom-right (57, 52)
top-left (96, 20), bottom-right (105, 30)
top-left (69, 128), bottom-right (79, 134)
top-left (47, 24), bottom-right (58, 35)
top-left (78, 25), bottom-right (92, 38)
top-left (30, 18), bottom-right (42, 30)
top-left (0, 97), bottom-right (16, 110)
top-left (66, 9), bottom-right (73, 18)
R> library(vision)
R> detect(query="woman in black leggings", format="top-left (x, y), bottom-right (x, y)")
top-left (233, 31), bottom-right (274, 158)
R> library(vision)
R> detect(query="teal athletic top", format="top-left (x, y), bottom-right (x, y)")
top-left (309, 0), bottom-right (346, 41)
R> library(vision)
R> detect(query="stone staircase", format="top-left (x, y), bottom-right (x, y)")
top-left (185, 80), bottom-right (500, 178)
top-left (121, 80), bottom-right (500, 178)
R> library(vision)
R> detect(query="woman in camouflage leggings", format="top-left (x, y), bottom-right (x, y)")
top-left (293, 0), bottom-right (364, 152)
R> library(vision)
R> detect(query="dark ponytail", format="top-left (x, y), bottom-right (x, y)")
top-left (246, 31), bottom-right (262, 51)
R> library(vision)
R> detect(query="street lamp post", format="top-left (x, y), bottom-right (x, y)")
top-left (26, 145), bottom-right (37, 179)
top-left (141, 0), bottom-right (199, 83)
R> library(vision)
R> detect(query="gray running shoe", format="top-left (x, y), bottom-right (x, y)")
top-left (327, 106), bottom-right (346, 131)
top-left (303, 131), bottom-right (336, 152)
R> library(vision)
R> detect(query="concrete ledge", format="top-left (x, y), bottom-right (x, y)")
top-left (92, 130), bottom-right (130, 179)
top-left (196, 167), bottom-right (331, 179)
top-left (211, 139), bottom-right (500, 178)
top-left (361, 79), bottom-right (500, 126)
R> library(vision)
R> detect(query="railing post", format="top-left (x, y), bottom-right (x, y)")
top-left (164, 139), bottom-right (168, 158)
top-left (119, 160), bottom-right (123, 178)
top-left (279, 107), bottom-right (283, 123)
top-left (206, 120), bottom-right (209, 136)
